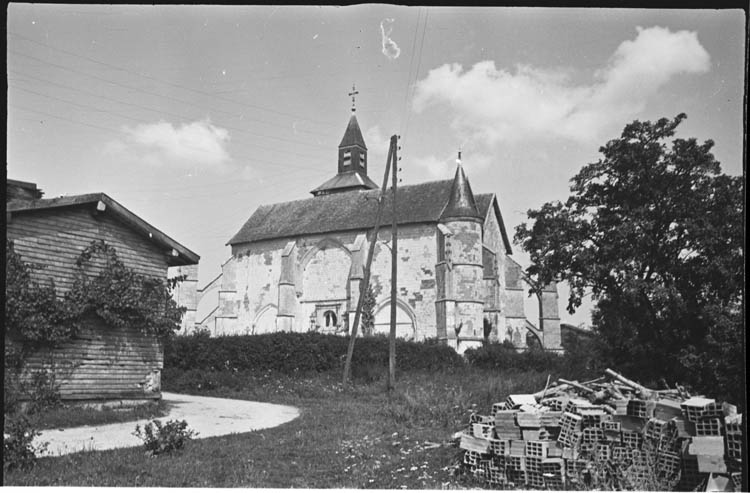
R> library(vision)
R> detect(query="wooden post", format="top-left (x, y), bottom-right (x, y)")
top-left (342, 136), bottom-right (397, 388)
top-left (387, 137), bottom-right (399, 391)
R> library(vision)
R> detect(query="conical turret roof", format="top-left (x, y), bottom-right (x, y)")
top-left (339, 114), bottom-right (367, 149)
top-left (440, 163), bottom-right (481, 222)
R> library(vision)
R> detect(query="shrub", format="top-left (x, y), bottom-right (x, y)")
top-left (464, 341), bottom-right (598, 381)
top-left (3, 415), bottom-right (46, 471)
top-left (26, 369), bottom-right (62, 415)
top-left (164, 332), bottom-right (465, 376)
top-left (132, 419), bottom-right (197, 456)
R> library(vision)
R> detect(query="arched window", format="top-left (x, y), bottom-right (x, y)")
top-left (323, 310), bottom-right (338, 328)
top-left (526, 330), bottom-right (542, 349)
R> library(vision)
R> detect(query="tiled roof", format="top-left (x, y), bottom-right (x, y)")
top-left (310, 170), bottom-right (378, 195)
top-left (8, 192), bottom-right (200, 265)
top-left (228, 179), bottom-right (513, 254)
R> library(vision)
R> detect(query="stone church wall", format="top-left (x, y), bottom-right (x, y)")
top-left (481, 205), bottom-right (508, 342)
top-left (368, 224), bottom-right (438, 341)
top-left (208, 216), bottom-right (562, 350)
top-left (222, 224), bottom-right (439, 340)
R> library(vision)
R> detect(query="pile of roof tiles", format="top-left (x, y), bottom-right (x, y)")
top-left (457, 368), bottom-right (743, 491)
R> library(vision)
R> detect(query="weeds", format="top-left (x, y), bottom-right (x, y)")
top-left (3, 415), bottom-right (47, 472)
top-left (133, 419), bottom-right (197, 456)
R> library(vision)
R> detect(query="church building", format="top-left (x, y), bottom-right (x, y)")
top-left (198, 109), bottom-right (562, 353)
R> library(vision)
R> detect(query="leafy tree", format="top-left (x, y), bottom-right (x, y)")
top-left (514, 114), bottom-right (744, 400)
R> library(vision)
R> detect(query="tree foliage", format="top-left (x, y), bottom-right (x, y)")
top-left (514, 114), bottom-right (744, 399)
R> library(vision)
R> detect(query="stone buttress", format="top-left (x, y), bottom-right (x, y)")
top-left (277, 240), bottom-right (297, 331)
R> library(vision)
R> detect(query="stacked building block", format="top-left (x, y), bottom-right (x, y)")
top-left (456, 370), bottom-right (744, 491)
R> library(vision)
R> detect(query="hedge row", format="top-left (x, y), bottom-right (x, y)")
top-left (164, 332), bottom-right (465, 374)
top-left (164, 332), bottom-right (599, 380)
top-left (464, 340), bottom-right (599, 380)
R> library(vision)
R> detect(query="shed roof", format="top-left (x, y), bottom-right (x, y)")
top-left (8, 192), bottom-right (200, 266)
top-left (228, 179), bottom-right (513, 254)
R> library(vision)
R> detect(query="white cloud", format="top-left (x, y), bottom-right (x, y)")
top-left (413, 26), bottom-right (710, 145)
top-left (380, 18), bottom-right (401, 60)
top-left (412, 154), bottom-right (452, 180)
top-left (364, 125), bottom-right (392, 179)
top-left (365, 125), bottom-right (390, 156)
top-left (412, 150), bottom-right (493, 181)
top-left (110, 119), bottom-right (232, 170)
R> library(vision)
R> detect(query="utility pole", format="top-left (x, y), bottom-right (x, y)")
top-left (387, 136), bottom-right (399, 391)
top-left (343, 135), bottom-right (398, 388)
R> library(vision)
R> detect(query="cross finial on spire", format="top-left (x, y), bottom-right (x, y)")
top-left (348, 83), bottom-right (359, 113)
top-left (457, 149), bottom-right (462, 166)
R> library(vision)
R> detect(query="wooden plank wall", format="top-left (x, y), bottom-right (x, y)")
top-left (7, 205), bottom-right (170, 401)
top-left (7, 206), bottom-right (168, 295)
top-left (20, 319), bottom-right (164, 400)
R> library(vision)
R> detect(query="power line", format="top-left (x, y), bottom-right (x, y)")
top-left (111, 166), bottom-right (328, 197)
top-left (8, 49), bottom-right (332, 151)
top-left (7, 31), bottom-right (341, 129)
top-left (178, 173), bottom-right (334, 240)
top-left (401, 8), bottom-right (429, 143)
top-left (8, 70), bottom-right (335, 162)
top-left (9, 103), bottom-right (331, 174)
top-left (400, 7), bottom-right (422, 134)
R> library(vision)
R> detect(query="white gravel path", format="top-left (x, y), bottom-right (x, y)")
top-left (34, 392), bottom-right (300, 457)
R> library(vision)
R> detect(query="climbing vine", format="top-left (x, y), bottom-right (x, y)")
top-left (5, 239), bottom-right (186, 349)
top-left (5, 241), bottom-right (80, 351)
top-left (360, 284), bottom-right (376, 336)
top-left (66, 239), bottom-right (186, 339)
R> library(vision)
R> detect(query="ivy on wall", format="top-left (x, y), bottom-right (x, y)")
top-left (5, 241), bottom-right (80, 356)
top-left (5, 239), bottom-right (186, 356)
top-left (66, 240), bottom-right (186, 339)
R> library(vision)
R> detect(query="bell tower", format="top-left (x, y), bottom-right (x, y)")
top-left (310, 85), bottom-right (378, 196)
top-left (338, 84), bottom-right (368, 175)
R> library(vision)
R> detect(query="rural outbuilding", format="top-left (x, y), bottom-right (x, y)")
top-left (6, 179), bottom-right (199, 406)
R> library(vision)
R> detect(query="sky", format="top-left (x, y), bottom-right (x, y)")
top-left (7, 5), bottom-right (746, 327)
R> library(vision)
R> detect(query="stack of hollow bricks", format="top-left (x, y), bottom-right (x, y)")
top-left (458, 373), bottom-right (744, 491)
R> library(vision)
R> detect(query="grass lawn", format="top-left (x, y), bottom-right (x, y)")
top-left (4, 366), bottom-right (552, 487)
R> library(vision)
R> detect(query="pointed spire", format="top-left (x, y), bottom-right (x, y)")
top-left (440, 154), bottom-right (481, 222)
top-left (339, 114), bottom-right (367, 149)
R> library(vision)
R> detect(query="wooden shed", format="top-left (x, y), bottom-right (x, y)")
top-left (6, 179), bottom-right (199, 405)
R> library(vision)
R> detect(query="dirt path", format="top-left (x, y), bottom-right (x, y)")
top-left (34, 392), bottom-right (300, 457)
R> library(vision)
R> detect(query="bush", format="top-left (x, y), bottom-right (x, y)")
top-left (132, 419), bottom-right (197, 456)
top-left (164, 332), bottom-right (465, 376)
top-left (464, 341), bottom-right (598, 381)
top-left (3, 415), bottom-right (46, 471)
top-left (26, 369), bottom-right (62, 415)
